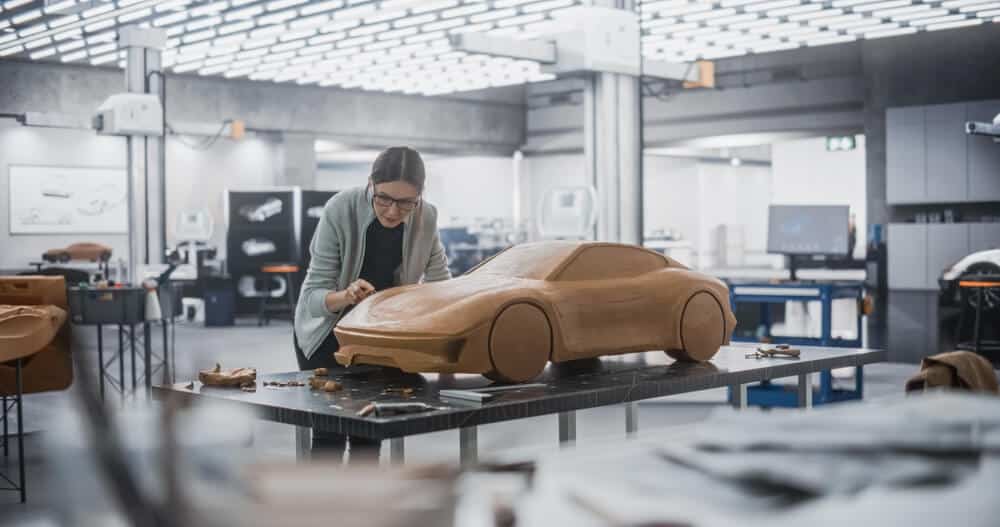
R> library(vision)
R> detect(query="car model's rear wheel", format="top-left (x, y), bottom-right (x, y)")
top-left (486, 303), bottom-right (552, 383)
top-left (666, 291), bottom-right (726, 362)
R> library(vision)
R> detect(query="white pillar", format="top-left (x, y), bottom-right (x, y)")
top-left (280, 132), bottom-right (317, 189)
top-left (584, 1), bottom-right (642, 244)
top-left (122, 26), bottom-right (166, 281)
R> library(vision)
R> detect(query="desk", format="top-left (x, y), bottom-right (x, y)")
top-left (153, 344), bottom-right (884, 465)
top-left (69, 284), bottom-right (179, 401)
top-left (728, 281), bottom-right (867, 407)
top-left (728, 281), bottom-right (865, 348)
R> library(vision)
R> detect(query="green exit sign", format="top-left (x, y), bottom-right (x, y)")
top-left (826, 136), bottom-right (856, 152)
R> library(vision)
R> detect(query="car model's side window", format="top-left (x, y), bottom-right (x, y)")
top-left (552, 246), bottom-right (667, 281)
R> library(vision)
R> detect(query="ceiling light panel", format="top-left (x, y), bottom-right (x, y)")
top-left (0, 0), bottom-right (989, 94)
top-left (639, 0), bottom-right (991, 62)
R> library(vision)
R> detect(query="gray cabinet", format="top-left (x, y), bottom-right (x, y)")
top-left (886, 107), bottom-right (926, 204)
top-left (925, 103), bottom-right (967, 202)
top-left (888, 224), bottom-right (927, 290)
top-left (926, 224), bottom-right (969, 286)
top-left (970, 222), bottom-right (1000, 252)
top-left (968, 100), bottom-right (1000, 202)
top-left (886, 100), bottom-right (1000, 204)
top-left (889, 222), bottom-right (1000, 290)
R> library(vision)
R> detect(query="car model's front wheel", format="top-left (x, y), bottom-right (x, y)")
top-left (666, 291), bottom-right (727, 362)
top-left (486, 303), bottom-right (552, 383)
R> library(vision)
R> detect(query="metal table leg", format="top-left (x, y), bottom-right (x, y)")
top-left (558, 411), bottom-right (576, 446)
top-left (15, 359), bottom-right (24, 503)
top-left (162, 320), bottom-right (170, 385)
top-left (118, 324), bottom-right (125, 404)
top-left (625, 402), bottom-right (639, 436)
top-left (460, 426), bottom-right (477, 466)
top-left (389, 437), bottom-right (405, 465)
top-left (144, 322), bottom-right (152, 399)
top-left (2, 395), bottom-right (7, 458)
top-left (798, 373), bottom-right (813, 408)
top-left (130, 323), bottom-right (137, 395)
top-left (731, 383), bottom-right (747, 409)
top-left (97, 324), bottom-right (105, 401)
top-left (295, 426), bottom-right (311, 462)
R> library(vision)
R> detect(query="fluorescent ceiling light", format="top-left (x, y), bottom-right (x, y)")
top-left (926, 17), bottom-right (983, 30)
top-left (12, 9), bottom-right (41, 24)
top-left (864, 26), bottom-right (917, 38)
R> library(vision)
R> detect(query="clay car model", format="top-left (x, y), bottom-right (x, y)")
top-left (335, 241), bottom-right (737, 383)
top-left (42, 242), bottom-right (112, 263)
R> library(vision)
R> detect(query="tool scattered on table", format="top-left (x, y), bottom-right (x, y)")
top-left (357, 401), bottom-right (445, 417)
top-left (746, 344), bottom-right (801, 360)
top-left (439, 383), bottom-right (548, 402)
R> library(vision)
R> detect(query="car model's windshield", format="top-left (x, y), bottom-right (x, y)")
top-left (468, 242), bottom-right (580, 280)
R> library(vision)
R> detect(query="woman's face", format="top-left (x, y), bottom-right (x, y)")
top-left (371, 180), bottom-right (420, 229)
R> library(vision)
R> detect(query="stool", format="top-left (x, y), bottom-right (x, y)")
top-left (257, 264), bottom-right (299, 327)
top-left (955, 276), bottom-right (1000, 362)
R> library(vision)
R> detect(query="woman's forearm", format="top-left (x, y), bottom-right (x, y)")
top-left (324, 290), bottom-right (351, 313)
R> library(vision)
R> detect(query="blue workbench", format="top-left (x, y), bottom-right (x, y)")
top-left (726, 280), bottom-right (867, 407)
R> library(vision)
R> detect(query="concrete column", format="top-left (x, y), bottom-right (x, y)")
top-left (280, 132), bottom-right (317, 189)
top-left (584, 1), bottom-right (642, 244)
top-left (123, 27), bottom-right (165, 281)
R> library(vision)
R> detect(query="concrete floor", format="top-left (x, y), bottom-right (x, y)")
top-left (0, 317), bottom-right (918, 519)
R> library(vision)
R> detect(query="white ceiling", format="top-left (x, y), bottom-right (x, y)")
top-left (0, 0), bottom-right (996, 96)
top-left (640, 0), bottom-right (1000, 62)
top-left (0, 0), bottom-right (581, 95)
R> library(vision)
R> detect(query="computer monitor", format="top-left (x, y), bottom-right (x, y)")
top-left (767, 205), bottom-right (850, 257)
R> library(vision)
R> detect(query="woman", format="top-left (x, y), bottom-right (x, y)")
top-left (293, 146), bottom-right (451, 458)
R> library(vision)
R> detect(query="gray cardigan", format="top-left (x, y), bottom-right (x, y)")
top-left (294, 186), bottom-right (451, 359)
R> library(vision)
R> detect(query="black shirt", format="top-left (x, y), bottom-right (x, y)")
top-left (358, 219), bottom-right (404, 293)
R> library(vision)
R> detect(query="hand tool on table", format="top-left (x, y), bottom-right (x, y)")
top-left (439, 383), bottom-right (548, 402)
top-left (746, 344), bottom-right (801, 360)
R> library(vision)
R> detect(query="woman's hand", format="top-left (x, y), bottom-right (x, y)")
top-left (325, 279), bottom-right (376, 313)
top-left (344, 279), bottom-right (375, 304)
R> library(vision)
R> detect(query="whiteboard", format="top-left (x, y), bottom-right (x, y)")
top-left (9, 165), bottom-right (128, 234)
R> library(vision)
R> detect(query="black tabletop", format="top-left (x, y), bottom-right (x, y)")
top-left (153, 344), bottom-right (886, 439)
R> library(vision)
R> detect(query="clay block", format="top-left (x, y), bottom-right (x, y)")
top-left (0, 276), bottom-right (73, 395)
top-left (334, 241), bottom-right (737, 383)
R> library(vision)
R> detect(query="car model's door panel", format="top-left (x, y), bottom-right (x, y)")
top-left (549, 277), bottom-right (661, 359)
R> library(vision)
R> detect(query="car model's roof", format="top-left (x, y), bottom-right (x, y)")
top-left (471, 241), bottom-right (665, 280)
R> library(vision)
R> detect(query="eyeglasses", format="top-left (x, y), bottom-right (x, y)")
top-left (373, 192), bottom-right (420, 212)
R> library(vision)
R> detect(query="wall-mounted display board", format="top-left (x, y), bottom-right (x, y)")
top-left (8, 164), bottom-right (127, 234)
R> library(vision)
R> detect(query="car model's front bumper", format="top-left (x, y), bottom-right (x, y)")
top-left (333, 324), bottom-right (492, 374)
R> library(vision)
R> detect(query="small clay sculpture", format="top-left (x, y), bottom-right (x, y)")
top-left (198, 362), bottom-right (257, 387)
top-left (321, 380), bottom-right (342, 392)
top-left (314, 368), bottom-right (329, 377)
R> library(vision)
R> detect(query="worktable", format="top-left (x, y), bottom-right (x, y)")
top-left (153, 344), bottom-right (885, 465)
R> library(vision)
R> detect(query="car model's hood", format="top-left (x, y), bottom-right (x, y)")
top-left (337, 273), bottom-right (528, 335)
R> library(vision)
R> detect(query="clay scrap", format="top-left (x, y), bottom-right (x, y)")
top-left (198, 363), bottom-right (257, 387)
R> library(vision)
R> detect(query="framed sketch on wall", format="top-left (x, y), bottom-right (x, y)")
top-left (8, 165), bottom-right (128, 234)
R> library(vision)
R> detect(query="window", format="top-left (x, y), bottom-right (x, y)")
top-left (553, 246), bottom-right (667, 281)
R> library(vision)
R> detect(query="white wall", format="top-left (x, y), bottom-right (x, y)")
top-left (166, 135), bottom-right (283, 257)
top-left (0, 120), bottom-right (284, 270)
top-left (520, 154), bottom-right (588, 239)
top-left (317, 155), bottom-right (516, 228)
top-left (771, 135), bottom-right (867, 259)
top-left (0, 120), bottom-right (128, 271)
